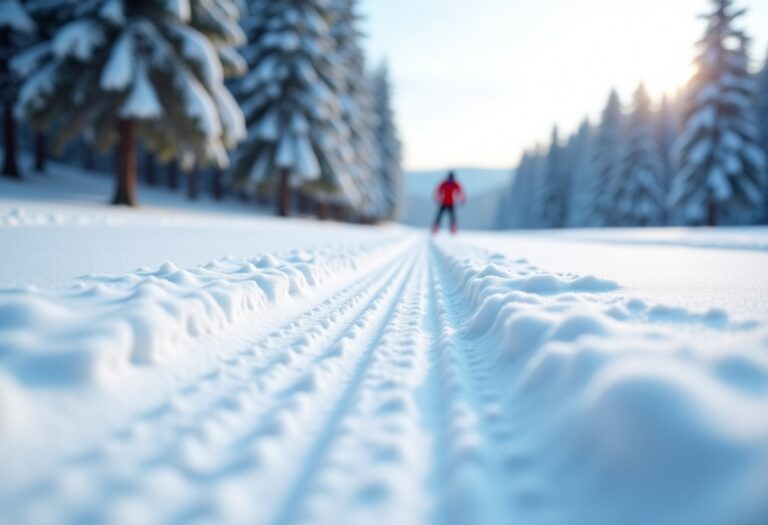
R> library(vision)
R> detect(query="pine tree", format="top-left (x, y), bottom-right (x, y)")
top-left (589, 90), bottom-right (625, 226)
top-left (758, 53), bottom-right (768, 169)
top-left (539, 126), bottom-right (567, 228)
top-left (231, 0), bottom-right (355, 217)
top-left (25, 0), bottom-right (74, 175)
top-left (507, 151), bottom-right (538, 229)
top-left (759, 48), bottom-right (768, 222)
top-left (331, 0), bottom-right (382, 220)
top-left (14, 0), bottom-right (246, 205)
top-left (655, 94), bottom-right (681, 224)
top-left (613, 84), bottom-right (666, 226)
top-left (372, 63), bottom-right (402, 221)
top-left (565, 119), bottom-right (595, 227)
top-left (516, 145), bottom-right (547, 229)
top-left (670, 0), bottom-right (766, 226)
top-left (1, 0), bottom-right (35, 178)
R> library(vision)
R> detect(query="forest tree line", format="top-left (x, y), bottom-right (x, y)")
top-left (0, 0), bottom-right (402, 222)
top-left (500, 0), bottom-right (768, 229)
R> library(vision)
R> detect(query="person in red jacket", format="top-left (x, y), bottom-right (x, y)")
top-left (432, 171), bottom-right (466, 234)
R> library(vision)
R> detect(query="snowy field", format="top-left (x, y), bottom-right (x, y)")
top-left (1, 169), bottom-right (768, 525)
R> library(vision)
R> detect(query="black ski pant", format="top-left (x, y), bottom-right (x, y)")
top-left (433, 204), bottom-right (456, 229)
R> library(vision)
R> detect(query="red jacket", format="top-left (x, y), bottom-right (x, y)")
top-left (435, 180), bottom-right (465, 206)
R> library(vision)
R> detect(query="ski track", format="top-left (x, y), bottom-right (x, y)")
top-left (2, 236), bottom-right (768, 525)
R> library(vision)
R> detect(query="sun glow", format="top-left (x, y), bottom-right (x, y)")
top-left (364, 0), bottom-right (768, 169)
top-left (633, 56), bottom-right (696, 102)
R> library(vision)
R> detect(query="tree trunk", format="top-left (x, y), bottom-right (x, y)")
top-left (187, 168), bottom-right (199, 200)
top-left (167, 161), bottom-right (179, 189)
top-left (277, 169), bottom-right (291, 217)
top-left (212, 168), bottom-right (223, 200)
top-left (82, 140), bottom-right (95, 171)
top-left (707, 200), bottom-right (718, 227)
top-left (1, 26), bottom-right (19, 179)
top-left (332, 204), bottom-right (349, 223)
top-left (34, 132), bottom-right (46, 173)
top-left (317, 201), bottom-right (331, 220)
top-left (2, 100), bottom-right (20, 178)
top-left (112, 119), bottom-right (137, 206)
top-left (144, 151), bottom-right (157, 186)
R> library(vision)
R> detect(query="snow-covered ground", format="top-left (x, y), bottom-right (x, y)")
top-left (0, 161), bottom-right (401, 290)
top-left (2, 168), bottom-right (767, 525)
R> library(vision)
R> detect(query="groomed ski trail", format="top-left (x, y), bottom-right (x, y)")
top-left (2, 235), bottom-right (767, 525)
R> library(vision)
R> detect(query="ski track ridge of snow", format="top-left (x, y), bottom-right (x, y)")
top-left (1, 237), bottom-right (767, 525)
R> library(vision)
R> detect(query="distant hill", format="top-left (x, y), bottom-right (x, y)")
top-left (401, 168), bottom-right (514, 230)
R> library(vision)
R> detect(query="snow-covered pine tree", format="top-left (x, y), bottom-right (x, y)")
top-left (330, 0), bottom-right (382, 221)
top-left (655, 94), bottom-right (681, 223)
top-left (13, 0), bottom-right (246, 205)
top-left (539, 126), bottom-right (567, 228)
top-left (588, 90), bottom-right (625, 226)
top-left (516, 145), bottom-right (547, 229)
top-left (0, 0), bottom-right (35, 178)
top-left (758, 48), bottom-right (768, 221)
top-left (495, 170), bottom-right (514, 229)
top-left (613, 83), bottom-right (666, 226)
top-left (565, 119), bottom-right (595, 227)
top-left (760, 49), bottom-right (768, 148)
top-left (25, 0), bottom-right (99, 175)
top-left (507, 151), bottom-right (537, 228)
top-left (231, 0), bottom-right (356, 217)
top-left (670, 0), bottom-right (766, 226)
top-left (372, 63), bottom-right (402, 221)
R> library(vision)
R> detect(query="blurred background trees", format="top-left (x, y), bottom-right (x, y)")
top-left (501, 0), bottom-right (768, 228)
top-left (2, 0), bottom-right (403, 222)
top-left (2, 0), bottom-right (764, 227)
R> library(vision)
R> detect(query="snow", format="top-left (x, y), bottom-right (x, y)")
top-left (0, 0), bottom-right (34, 33)
top-left (9, 42), bottom-right (48, 78)
top-left (119, 59), bottom-right (163, 119)
top-left (294, 135), bottom-right (321, 178)
top-left (165, 0), bottom-right (191, 22)
top-left (176, 70), bottom-right (222, 138)
top-left (16, 62), bottom-right (58, 113)
top-left (276, 132), bottom-right (295, 169)
top-left (98, 0), bottom-right (125, 25)
top-left (100, 30), bottom-right (135, 91)
top-left (172, 25), bottom-right (224, 86)
top-left (1, 166), bottom-right (767, 525)
top-left (213, 88), bottom-right (247, 145)
top-left (52, 19), bottom-right (105, 61)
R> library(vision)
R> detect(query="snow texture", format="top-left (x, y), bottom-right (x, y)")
top-left (1, 175), bottom-right (767, 525)
top-left (52, 19), bottom-right (105, 61)
top-left (0, 0), bottom-right (35, 33)
top-left (100, 30), bottom-right (135, 91)
top-left (119, 59), bottom-right (163, 119)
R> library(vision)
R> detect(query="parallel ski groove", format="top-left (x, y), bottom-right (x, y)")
top-left (2, 241), bottom-right (420, 525)
top-left (425, 241), bottom-right (513, 525)
top-left (270, 247), bottom-right (423, 525)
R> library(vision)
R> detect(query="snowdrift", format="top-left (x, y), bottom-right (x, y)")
top-left (435, 241), bottom-right (768, 525)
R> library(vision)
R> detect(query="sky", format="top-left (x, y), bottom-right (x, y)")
top-left (361, 0), bottom-right (768, 171)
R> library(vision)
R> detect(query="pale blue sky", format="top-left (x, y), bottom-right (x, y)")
top-left (361, 0), bottom-right (768, 170)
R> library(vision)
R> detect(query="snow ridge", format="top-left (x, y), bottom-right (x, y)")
top-left (1, 236), bottom-right (766, 525)
top-left (0, 239), bottom-right (414, 388)
top-left (433, 240), bottom-right (768, 525)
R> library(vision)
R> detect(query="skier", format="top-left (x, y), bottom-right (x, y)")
top-left (432, 171), bottom-right (466, 234)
